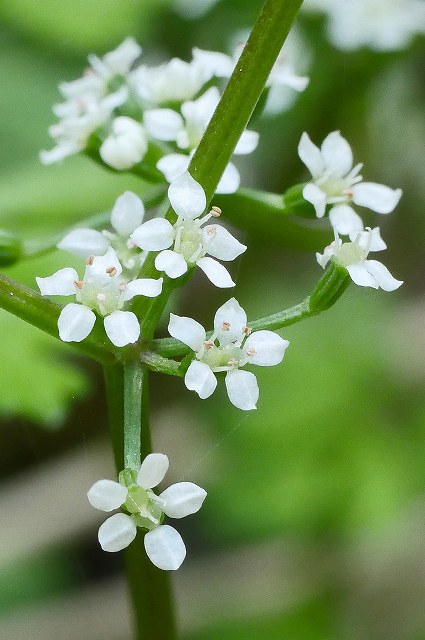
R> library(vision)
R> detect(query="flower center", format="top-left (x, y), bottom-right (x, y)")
top-left (335, 241), bottom-right (366, 266)
top-left (76, 274), bottom-right (125, 315)
top-left (200, 344), bottom-right (243, 370)
top-left (175, 221), bottom-right (203, 263)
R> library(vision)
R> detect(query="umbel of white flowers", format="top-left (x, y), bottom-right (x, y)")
top-left (37, 247), bottom-right (162, 347)
top-left (168, 298), bottom-right (289, 410)
top-left (131, 172), bottom-right (246, 288)
top-left (57, 191), bottom-right (146, 275)
top-left (317, 227), bottom-right (403, 291)
top-left (87, 453), bottom-right (207, 570)
top-left (298, 131), bottom-right (402, 237)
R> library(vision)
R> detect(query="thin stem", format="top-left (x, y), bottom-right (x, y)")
top-left (123, 360), bottom-right (144, 470)
top-left (151, 261), bottom-right (351, 358)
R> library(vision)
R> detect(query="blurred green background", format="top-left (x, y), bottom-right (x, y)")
top-left (1, 1), bottom-right (425, 638)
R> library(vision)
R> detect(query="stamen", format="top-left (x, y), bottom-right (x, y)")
top-left (343, 188), bottom-right (353, 197)
top-left (203, 340), bottom-right (214, 350)
top-left (227, 357), bottom-right (238, 367)
top-left (74, 280), bottom-right (84, 289)
top-left (207, 226), bottom-right (217, 236)
top-left (210, 205), bottom-right (222, 217)
top-left (242, 326), bottom-right (252, 336)
top-left (246, 347), bottom-right (256, 356)
top-left (85, 256), bottom-right (94, 265)
top-left (106, 266), bottom-right (117, 277)
top-left (221, 321), bottom-right (230, 331)
top-left (118, 282), bottom-right (126, 292)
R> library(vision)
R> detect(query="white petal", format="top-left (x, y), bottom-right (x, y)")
top-left (98, 513), bottom-right (137, 552)
top-left (346, 263), bottom-right (379, 288)
top-left (192, 47), bottom-right (234, 77)
top-left (244, 330), bottom-right (289, 366)
top-left (355, 227), bottom-right (387, 252)
top-left (216, 163), bottom-right (240, 194)
top-left (130, 218), bottom-right (174, 251)
top-left (89, 247), bottom-right (123, 278)
top-left (144, 525), bottom-right (186, 570)
top-left (329, 205), bottom-right (364, 236)
top-left (168, 313), bottom-right (206, 351)
top-left (58, 303), bottom-right (96, 342)
top-left (321, 131), bottom-right (353, 177)
top-left (111, 191), bottom-right (145, 237)
top-left (196, 257), bottom-right (235, 288)
top-left (184, 361), bottom-right (217, 399)
top-left (37, 268), bottom-right (79, 296)
top-left (87, 479), bottom-right (128, 512)
top-left (298, 132), bottom-right (324, 179)
top-left (122, 278), bottom-right (163, 301)
top-left (365, 260), bottom-right (403, 292)
top-left (155, 250), bottom-right (188, 279)
top-left (213, 298), bottom-right (247, 345)
top-left (137, 453), bottom-right (169, 489)
top-left (100, 134), bottom-right (147, 170)
top-left (352, 183), bottom-right (402, 214)
top-left (104, 311), bottom-right (140, 347)
top-left (144, 109), bottom-right (184, 141)
top-left (157, 154), bottom-right (190, 183)
top-left (234, 130), bottom-right (260, 155)
top-left (160, 482), bottom-right (207, 519)
top-left (225, 369), bottom-right (259, 411)
top-left (168, 171), bottom-right (206, 220)
top-left (57, 230), bottom-right (109, 258)
top-left (303, 183), bottom-right (327, 218)
top-left (202, 224), bottom-right (247, 261)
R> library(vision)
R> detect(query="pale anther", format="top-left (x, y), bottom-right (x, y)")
top-left (85, 256), bottom-right (94, 265)
top-left (74, 280), bottom-right (84, 289)
top-left (221, 321), bottom-right (230, 331)
top-left (242, 326), bottom-right (251, 336)
top-left (207, 227), bottom-right (217, 236)
top-left (246, 347), bottom-right (256, 356)
top-left (210, 206), bottom-right (222, 217)
top-left (204, 340), bottom-right (214, 349)
top-left (228, 357), bottom-right (238, 367)
top-left (106, 266), bottom-right (117, 277)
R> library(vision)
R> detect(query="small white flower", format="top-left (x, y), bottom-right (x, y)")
top-left (156, 87), bottom-right (259, 194)
top-left (58, 191), bottom-right (146, 274)
top-left (40, 38), bottom-right (142, 165)
top-left (99, 116), bottom-right (148, 170)
top-left (168, 298), bottom-right (289, 410)
top-left (303, 0), bottom-right (425, 51)
top-left (37, 247), bottom-right (162, 347)
top-left (317, 227), bottom-right (403, 291)
top-left (87, 453), bottom-right (207, 570)
top-left (131, 172), bottom-right (246, 288)
top-left (130, 57), bottom-right (211, 106)
top-left (298, 131), bottom-right (402, 235)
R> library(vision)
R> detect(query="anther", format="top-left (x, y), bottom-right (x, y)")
top-left (203, 340), bottom-right (214, 350)
top-left (207, 226), bottom-right (217, 236)
top-left (106, 266), bottom-right (117, 277)
top-left (227, 358), bottom-right (238, 367)
top-left (242, 326), bottom-right (252, 336)
top-left (246, 347), bottom-right (256, 356)
top-left (74, 280), bottom-right (83, 289)
top-left (210, 205), bottom-right (222, 217)
top-left (221, 321), bottom-right (230, 331)
top-left (343, 188), bottom-right (353, 197)
top-left (118, 282), bottom-right (126, 292)
top-left (85, 256), bottom-right (94, 265)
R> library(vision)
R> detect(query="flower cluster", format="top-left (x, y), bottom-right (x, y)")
top-left (168, 298), bottom-right (290, 410)
top-left (303, 0), bottom-right (425, 51)
top-left (88, 453), bottom-right (207, 570)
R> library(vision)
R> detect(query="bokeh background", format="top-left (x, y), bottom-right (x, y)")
top-left (1, 1), bottom-right (425, 638)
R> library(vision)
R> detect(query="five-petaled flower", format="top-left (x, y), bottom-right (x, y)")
top-left (36, 247), bottom-right (162, 347)
top-left (168, 298), bottom-right (289, 410)
top-left (298, 131), bottom-right (402, 236)
top-left (317, 227), bottom-right (403, 291)
top-left (87, 453), bottom-right (207, 570)
top-left (131, 172), bottom-right (246, 288)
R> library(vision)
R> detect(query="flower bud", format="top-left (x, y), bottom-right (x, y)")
top-left (309, 259), bottom-right (351, 312)
top-left (100, 116), bottom-right (148, 170)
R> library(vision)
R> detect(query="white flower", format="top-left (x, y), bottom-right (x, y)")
top-left (298, 131), bottom-right (402, 235)
top-left (129, 57), bottom-right (210, 106)
top-left (317, 227), bottom-right (403, 291)
top-left (156, 87), bottom-right (259, 194)
top-left (87, 453), bottom-right (207, 570)
top-left (173, 0), bottom-right (220, 19)
top-left (57, 191), bottom-right (146, 274)
top-left (168, 298), bottom-right (289, 410)
top-left (99, 116), bottom-right (148, 170)
top-left (131, 172), bottom-right (246, 288)
top-left (36, 247), bottom-right (162, 347)
top-left (40, 38), bottom-right (142, 165)
top-left (303, 0), bottom-right (425, 51)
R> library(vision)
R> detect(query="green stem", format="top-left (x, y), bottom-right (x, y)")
top-left (151, 261), bottom-right (351, 358)
top-left (0, 272), bottom-right (119, 363)
top-left (105, 363), bottom-right (178, 639)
